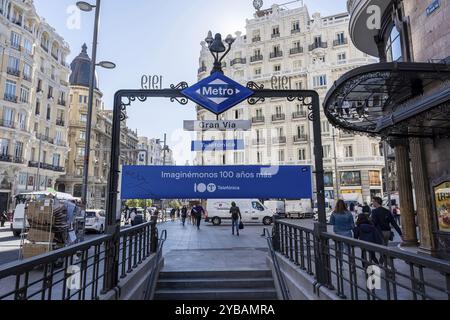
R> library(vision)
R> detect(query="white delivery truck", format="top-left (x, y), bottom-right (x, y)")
top-left (285, 199), bottom-right (313, 219)
top-left (206, 199), bottom-right (273, 226)
top-left (264, 201), bottom-right (285, 216)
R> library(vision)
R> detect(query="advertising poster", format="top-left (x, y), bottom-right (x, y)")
top-left (435, 181), bottom-right (450, 232)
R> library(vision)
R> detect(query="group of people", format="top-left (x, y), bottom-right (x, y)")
top-left (330, 197), bottom-right (403, 265)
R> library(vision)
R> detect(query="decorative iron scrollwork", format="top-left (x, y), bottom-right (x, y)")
top-left (247, 96), bottom-right (266, 105)
top-left (170, 82), bottom-right (189, 90)
top-left (170, 97), bottom-right (189, 105)
top-left (247, 81), bottom-right (264, 90)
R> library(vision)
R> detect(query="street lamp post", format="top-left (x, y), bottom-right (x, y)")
top-left (77, 0), bottom-right (116, 209)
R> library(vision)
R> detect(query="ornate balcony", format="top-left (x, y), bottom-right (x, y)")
top-left (252, 139), bottom-right (266, 146)
top-left (270, 51), bottom-right (283, 59)
top-left (290, 47), bottom-right (303, 55)
top-left (7, 68), bottom-right (21, 77)
top-left (271, 33), bottom-right (280, 39)
top-left (293, 134), bottom-right (308, 143)
top-left (250, 55), bottom-right (263, 63)
top-left (309, 42), bottom-right (328, 51)
top-left (252, 116), bottom-right (265, 124)
top-left (272, 136), bottom-right (287, 144)
top-left (272, 114), bottom-right (285, 122)
top-left (292, 111), bottom-right (307, 119)
top-left (230, 58), bottom-right (246, 66)
top-left (252, 36), bottom-right (261, 43)
top-left (291, 29), bottom-right (301, 34)
top-left (4, 94), bottom-right (18, 103)
top-left (333, 38), bottom-right (348, 46)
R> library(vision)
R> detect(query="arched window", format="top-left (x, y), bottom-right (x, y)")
top-left (385, 25), bottom-right (403, 62)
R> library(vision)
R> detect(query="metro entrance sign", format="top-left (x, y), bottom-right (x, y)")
top-left (181, 72), bottom-right (254, 115)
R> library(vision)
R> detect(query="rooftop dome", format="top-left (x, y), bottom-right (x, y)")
top-left (69, 44), bottom-right (99, 89)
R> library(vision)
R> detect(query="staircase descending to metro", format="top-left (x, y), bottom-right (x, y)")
top-left (154, 269), bottom-right (278, 300)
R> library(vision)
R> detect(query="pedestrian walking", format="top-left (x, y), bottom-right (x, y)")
top-left (181, 206), bottom-right (188, 227)
top-left (230, 202), bottom-right (242, 236)
top-left (170, 208), bottom-right (176, 222)
top-left (0, 210), bottom-right (7, 227)
top-left (330, 200), bottom-right (355, 238)
top-left (330, 200), bottom-right (355, 260)
top-left (191, 203), bottom-right (205, 230)
top-left (353, 214), bottom-right (383, 267)
top-left (362, 202), bottom-right (371, 215)
top-left (356, 203), bottom-right (363, 215)
top-left (392, 205), bottom-right (401, 226)
top-left (370, 197), bottom-right (403, 246)
top-left (190, 207), bottom-right (196, 225)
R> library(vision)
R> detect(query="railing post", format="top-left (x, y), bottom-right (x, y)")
top-left (150, 216), bottom-right (158, 253)
top-left (313, 222), bottom-right (332, 289)
top-left (272, 218), bottom-right (280, 252)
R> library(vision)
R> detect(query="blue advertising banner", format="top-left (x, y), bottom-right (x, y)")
top-left (191, 140), bottom-right (245, 152)
top-left (121, 166), bottom-right (313, 200)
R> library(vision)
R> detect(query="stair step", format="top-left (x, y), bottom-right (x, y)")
top-left (157, 277), bottom-right (275, 289)
top-left (154, 288), bottom-right (278, 300)
top-left (159, 270), bottom-right (272, 280)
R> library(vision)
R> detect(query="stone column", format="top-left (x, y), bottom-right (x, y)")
top-left (391, 139), bottom-right (418, 247)
top-left (409, 138), bottom-right (437, 254)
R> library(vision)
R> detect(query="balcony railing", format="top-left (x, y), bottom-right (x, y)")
top-left (272, 136), bottom-right (287, 144)
top-left (56, 119), bottom-right (65, 127)
top-left (28, 161), bottom-right (65, 172)
top-left (60, 80), bottom-right (69, 87)
top-left (7, 68), bottom-right (21, 77)
top-left (290, 47), bottom-right (303, 55)
top-left (10, 42), bottom-right (20, 51)
top-left (47, 94), bottom-right (54, 100)
top-left (272, 114), bottom-right (285, 122)
top-left (0, 155), bottom-right (12, 163)
top-left (292, 111), bottom-right (307, 119)
top-left (293, 134), bottom-right (308, 143)
top-left (252, 116), bottom-right (265, 124)
top-left (4, 94), bottom-right (18, 103)
top-left (230, 58), bottom-right (246, 66)
top-left (252, 36), bottom-right (261, 43)
top-left (291, 28), bottom-right (301, 34)
top-left (333, 38), bottom-right (348, 46)
top-left (198, 66), bottom-right (207, 74)
top-left (270, 51), bottom-right (283, 59)
top-left (309, 42), bottom-right (328, 51)
top-left (0, 119), bottom-right (15, 129)
top-left (271, 33), bottom-right (280, 39)
top-left (339, 132), bottom-right (355, 139)
top-left (252, 139), bottom-right (266, 146)
top-left (23, 74), bottom-right (32, 82)
top-left (36, 134), bottom-right (54, 144)
top-left (250, 55), bottom-right (263, 62)
top-left (58, 99), bottom-right (67, 106)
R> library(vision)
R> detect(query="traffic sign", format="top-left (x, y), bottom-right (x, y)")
top-left (181, 72), bottom-right (254, 115)
top-left (191, 140), bottom-right (245, 152)
top-left (184, 120), bottom-right (252, 131)
top-left (121, 165), bottom-right (313, 200)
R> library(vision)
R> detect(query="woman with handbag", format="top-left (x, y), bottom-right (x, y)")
top-left (230, 202), bottom-right (242, 236)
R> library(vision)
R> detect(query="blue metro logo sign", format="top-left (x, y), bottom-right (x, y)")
top-left (182, 72), bottom-right (254, 115)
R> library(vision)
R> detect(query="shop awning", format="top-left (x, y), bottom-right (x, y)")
top-left (323, 62), bottom-right (450, 138)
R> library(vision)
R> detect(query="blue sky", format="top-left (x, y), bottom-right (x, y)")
top-left (34, 0), bottom-right (347, 164)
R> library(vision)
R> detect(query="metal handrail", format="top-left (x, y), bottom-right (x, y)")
top-left (144, 229), bottom-right (167, 300)
top-left (263, 228), bottom-right (290, 300)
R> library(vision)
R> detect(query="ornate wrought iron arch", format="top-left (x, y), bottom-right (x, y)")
top-left (103, 79), bottom-right (327, 291)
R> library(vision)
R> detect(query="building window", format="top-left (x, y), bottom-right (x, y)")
top-left (73, 185), bottom-right (83, 197)
top-left (80, 131), bottom-right (86, 140)
top-left (8, 56), bottom-right (20, 72)
top-left (52, 154), bottom-right (60, 167)
top-left (23, 64), bottom-right (32, 80)
top-left (20, 86), bottom-right (29, 103)
top-left (340, 171), bottom-right (362, 187)
top-left (0, 139), bottom-right (9, 156)
top-left (385, 25), bottom-right (403, 62)
top-left (272, 26), bottom-right (280, 36)
top-left (313, 75), bottom-right (327, 87)
top-left (10, 31), bottom-right (21, 49)
top-left (257, 152), bottom-right (262, 164)
top-left (295, 81), bottom-right (302, 90)
top-left (254, 68), bottom-right (261, 76)
top-left (278, 150), bottom-right (285, 162)
top-left (372, 143), bottom-right (379, 156)
top-left (344, 145), bottom-right (353, 158)
top-left (80, 114), bottom-right (87, 122)
top-left (336, 32), bottom-right (346, 45)
top-left (298, 149), bottom-right (306, 161)
top-left (5, 80), bottom-right (17, 99)
top-left (77, 147), bottom-right (85, 157)
top-left (322, 145), bottom-right (331, 158)
top-left (321, 121), bottom-right (330, 134)
top-left (17, 112), bottom-right (26, 130)
top-left (35, 101), bottom-right (41, 115)
top-left (235, 109), bottom-right (242, 119)
top-left (256, 109), bottom-right (263, 118)
top-left (337, 52), bottom-right (346, 63)
top-left (24, 38), bottom-right (32, 54)
top-left (46, 105), bottom-right (51, 121)
top-left (275, 106), bottom-right (283, 116)
top-left (369, 171), bottom-right (381, 186)
top-left (293, 60), bottom-right (302, 70)
top-left (274, 65), bottom-right (281, 72)
top-left (292, 20), bottom-right (300, 32)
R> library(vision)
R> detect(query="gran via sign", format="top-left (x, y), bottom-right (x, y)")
top-left (184, 120), bottom-right (251, 131)
top-left (182, 72), bottom-right (254, 115)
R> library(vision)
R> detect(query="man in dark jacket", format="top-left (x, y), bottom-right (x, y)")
top-left (370, 197), bottom-right (403, 246)
top-left (362, 202), bottom-right (371, 215)
top-left (230, 202), bottom-right (242, 236)
top-left (354, 214), bottom-right (383, 266)
top-left (191, 204), bottom-right (205, 230)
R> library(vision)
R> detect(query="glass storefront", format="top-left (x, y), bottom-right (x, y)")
top-left (340, 171), bottom-right (361, 187)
